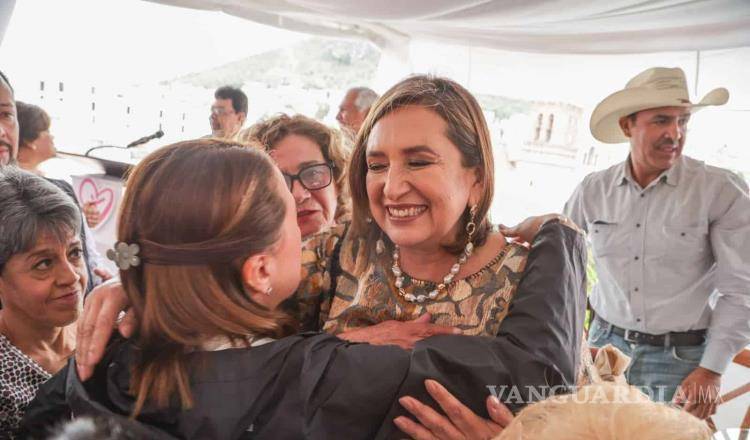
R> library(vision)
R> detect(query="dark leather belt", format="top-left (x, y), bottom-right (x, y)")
top-left (596, 317), bottom-right (707, 347)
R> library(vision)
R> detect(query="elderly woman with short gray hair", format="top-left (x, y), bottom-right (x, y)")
top-left (0, 167), bottom-right (88, 438)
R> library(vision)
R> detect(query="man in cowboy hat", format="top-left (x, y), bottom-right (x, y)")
top-left (564, 67), bottom-right (750, 419)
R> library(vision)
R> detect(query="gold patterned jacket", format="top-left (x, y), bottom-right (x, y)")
top-left (292, 223), bottom-right (528, 337)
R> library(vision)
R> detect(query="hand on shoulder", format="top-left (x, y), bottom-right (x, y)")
top-left (500, 214), bottom-right (583, 246)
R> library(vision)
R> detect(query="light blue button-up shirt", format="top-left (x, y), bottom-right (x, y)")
top-left (564, 155), bottom-right (750, 374)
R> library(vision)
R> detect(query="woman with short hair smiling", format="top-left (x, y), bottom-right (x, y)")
top-left (0, 167), bottom-right (86, 438)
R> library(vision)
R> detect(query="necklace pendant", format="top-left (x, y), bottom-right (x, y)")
top-left (416, 294), bottom-right (426, 303)
top-left (428, 290), bottom-right (439, 299)
top-left (404, 293), bottom-right (416, 302)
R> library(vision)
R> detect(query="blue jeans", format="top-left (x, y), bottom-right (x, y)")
top-left (588, 318), bottom-right (705, 402)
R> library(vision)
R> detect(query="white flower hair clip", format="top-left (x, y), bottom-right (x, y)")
top-left (106, 242), bottom-right (141, 270)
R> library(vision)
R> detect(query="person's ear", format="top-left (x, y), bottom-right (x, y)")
top-left (468, 167), bottom-right (483, 206)
top-left (240, 254), bottom-right (274, 306)
top-left (238, 112), bottom-right (247, 125)
top-left (618, 116), bottom-right (632, 138)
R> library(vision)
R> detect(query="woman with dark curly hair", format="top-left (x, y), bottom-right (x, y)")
top-left (242, 114), bottom-right (350, 238)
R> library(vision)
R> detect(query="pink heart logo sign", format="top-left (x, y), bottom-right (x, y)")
top-left (77, 178), bottom-right (115, 229)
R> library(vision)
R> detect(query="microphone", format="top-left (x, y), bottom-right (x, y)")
top-left (85, 130), bottom-right (165, 156)
top-left (126, 130), bottom-right (164, 148)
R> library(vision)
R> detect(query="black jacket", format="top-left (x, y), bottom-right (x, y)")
top-left (23, 223), bottom-right (586, 439)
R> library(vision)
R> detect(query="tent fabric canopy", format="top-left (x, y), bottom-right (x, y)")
top-left (144, 0), bottom-right (750, 54)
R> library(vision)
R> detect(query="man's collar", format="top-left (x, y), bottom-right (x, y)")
top-left (616, 155), bottom-right (682, 188)
top-left (615, 160), bottom-right (630, 187)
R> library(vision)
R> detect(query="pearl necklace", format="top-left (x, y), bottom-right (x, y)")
top-left (391, 240), bottom-right (474, 303)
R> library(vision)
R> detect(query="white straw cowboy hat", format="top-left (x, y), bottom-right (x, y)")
top-left (590, 67), bottom-right (729, 144)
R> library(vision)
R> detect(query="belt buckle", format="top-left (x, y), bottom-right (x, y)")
top-left (623, 329), bottom-right (638, 343)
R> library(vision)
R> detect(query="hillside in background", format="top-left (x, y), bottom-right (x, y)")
top-left (169, 37), bottom-right (380, 90)
top-left (477, 94), bottom-right (532, 122)
top-left (167, 37), bottom-right (532, 123)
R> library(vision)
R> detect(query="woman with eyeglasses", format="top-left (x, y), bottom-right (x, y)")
top-left (241, 114), bottom-right (349, 239)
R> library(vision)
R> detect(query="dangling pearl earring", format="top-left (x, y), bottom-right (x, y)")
top-left (265, 287), bottom-right (273, 296)
top-left (466, 204), bottom-right (478, 240)
top-left (368, 216), bottom-right (385, 255)
top-left (376, 233), bottom-right (385, 255)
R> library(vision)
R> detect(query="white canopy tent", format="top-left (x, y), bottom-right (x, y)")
top-left (140, 0), bottom-right (750, 54)
top-left (130, 1), bottom-right (750, 112)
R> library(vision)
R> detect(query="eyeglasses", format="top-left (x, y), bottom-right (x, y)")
top-left (210, 107), bottom-right (235, 116)
top-left (282, 162), bottom-right (334, 192)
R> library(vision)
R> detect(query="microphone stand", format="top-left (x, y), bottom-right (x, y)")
top-left (84, 144), bottom-right (129, 157)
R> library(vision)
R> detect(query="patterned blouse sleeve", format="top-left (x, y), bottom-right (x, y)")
top-left (285, 223), bottom-right (348, 332)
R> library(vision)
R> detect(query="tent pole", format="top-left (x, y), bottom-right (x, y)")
top-left (694, 50), bottom-right (701, 95)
